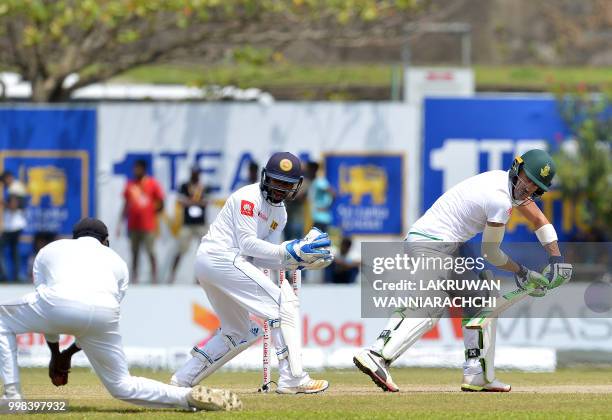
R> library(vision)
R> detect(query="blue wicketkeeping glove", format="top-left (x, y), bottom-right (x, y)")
top-left (282, 228), bottom-right (331, 264)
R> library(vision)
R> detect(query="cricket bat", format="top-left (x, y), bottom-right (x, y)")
top-left (464, 270), bottom-right (535, 330)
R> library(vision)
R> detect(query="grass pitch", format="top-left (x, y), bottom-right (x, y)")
top-left (18, 367), bottom-right (612, 419)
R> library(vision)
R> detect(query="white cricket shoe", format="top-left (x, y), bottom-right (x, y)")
top-left (461, 373), bottom-right (511, 392)
top-left (276, 379), bottom-right (329, 394)
top-left (187, 385), bottom-right (242, 411)
top-left (353, 349), bottom-right (399, 392)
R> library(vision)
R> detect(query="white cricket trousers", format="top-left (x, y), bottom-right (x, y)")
top-left (0, 292), bottom-right (191, 409)
top-left (192, 242), bottom-right (308, 387)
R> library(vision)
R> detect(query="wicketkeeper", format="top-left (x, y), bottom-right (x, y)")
top-left (171, 152), bottom-right (333, 394)
top-left (354, 149), bottom-right (573, 392)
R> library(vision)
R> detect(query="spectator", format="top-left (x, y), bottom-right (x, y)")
top-left (233, 160), bottom-right (260, 191)
top-left (118, 160), bottom-right (164, 284)
top-left (1, 171), bottom-right (27, 203)
top-left (168, 166), bottom-right (210, 284)
top-left (0, 194), bottom-right (27, 282)
top-left (0, 171), bottom-right (28, 283)
top-left (307, 161), bottom-right (335, 231)
top-left (325, 237), bottom-right (359, 284)
top-left (248, 160), bottom-right (259, 184)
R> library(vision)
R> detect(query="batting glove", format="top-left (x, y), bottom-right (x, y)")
top-left (515, 265), bottom-right (549, 298)
top-left (543, 256), bottom-right (573, 290)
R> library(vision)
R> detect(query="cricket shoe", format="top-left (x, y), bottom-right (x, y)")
top-left (187, 385), bottom-right (242, 411)
top-left (353, 349), bottom-right (399, 392)
top-left (461, 374), bottom-right (511, 392)
top-left (276, 379), bottom-right (329, 394)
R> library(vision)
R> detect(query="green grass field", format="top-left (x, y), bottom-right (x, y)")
top-left (116, 64), bottom-right (612, 93)
top-left (15, 367), bottom-right (612, 419)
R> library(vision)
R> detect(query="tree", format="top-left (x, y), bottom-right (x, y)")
top-left (0, 0), bottom-right (427, 102)
top-left (553, 85), bottom-right (612, 239)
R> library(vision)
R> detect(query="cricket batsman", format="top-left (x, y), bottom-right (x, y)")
top-left (171, 152), bottom-right (333, 394)
top-left (0, 218), bottom-right (240, 411)
top-left (354, 149), bottom-right (573, 392)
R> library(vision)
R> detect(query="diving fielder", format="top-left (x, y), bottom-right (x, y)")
top-left (0, 218), bottom-right (241, 411)
top-left (354, 149), bottom-right (573, 392)
top-left (171, 152), bottom-right (333, 394)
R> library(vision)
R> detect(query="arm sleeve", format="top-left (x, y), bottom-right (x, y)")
top-left (485, 195), bottom-right (511, 224)
top-left (251, 223), bottom-right (286, 268)
top-left (32, 252), bottom-right (47, 288)
top-left (481, 223), bottom-right (509, 267)
top-left (234, 198), bottom-right (284, 260)
top-left (117, 261), bottom-right (129, 303)
top-left (36, 252), bottom-right (58, 343)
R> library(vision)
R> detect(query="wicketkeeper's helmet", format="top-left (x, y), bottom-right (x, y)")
top-left (260, 152), bottom-right (303, 204)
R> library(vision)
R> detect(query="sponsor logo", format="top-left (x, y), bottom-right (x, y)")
top-left (302, 315), bottom-right (363, 347)
top-left (257, 211), bottom-right (268, 221)
top-left (507, 207), bottom-right (513, 217)
top-left (240, 200), bottom-right (254, 217)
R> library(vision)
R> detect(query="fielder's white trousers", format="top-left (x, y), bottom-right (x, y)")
top-left (189, 242), bottom-right (308, 388)
top-left (0, 292), bottom-right (191, 409)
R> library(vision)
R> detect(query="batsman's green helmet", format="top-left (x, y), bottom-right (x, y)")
top-left (509, 149), bottom-right (556, 193)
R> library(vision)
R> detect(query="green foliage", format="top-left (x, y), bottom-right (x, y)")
top-left (553, 86), bottom-right (612, 238)
top-left (0, 0), bottom-right (421, 101)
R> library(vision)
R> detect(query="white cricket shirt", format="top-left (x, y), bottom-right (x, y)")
top-left (203, 183), bottom-right (287, 260)
top-left (33, 236), bottom-right (129, 308)
top-left (410, 170), bottom-right (513, 243)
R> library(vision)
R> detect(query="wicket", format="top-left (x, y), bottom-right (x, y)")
top-left (259, 268), bottom-right (301, 393)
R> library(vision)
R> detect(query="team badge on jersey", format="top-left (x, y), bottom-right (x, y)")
top-left (271, 220), bottom-right (278, 230)
top-left (240, 200), bottom-right (254, 217)
top-left (280, 158), bottom-right (293, 171)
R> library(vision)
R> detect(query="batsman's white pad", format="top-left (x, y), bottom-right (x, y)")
top-left (374, 314), bottom-right (439, 363)
top-left (463, 318), bottom-right (497, 383)
top-left (279, 279), bottom-right (303, 377)
top-left (172, 321), bottom-right (262, 387)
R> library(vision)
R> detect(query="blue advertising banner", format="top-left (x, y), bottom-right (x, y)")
top-left (422, 97), bottom-right (577, 242)
top-left (325, 154), bottom-right (404, 235)
top-left (0, 108), bottom-right (96, 281)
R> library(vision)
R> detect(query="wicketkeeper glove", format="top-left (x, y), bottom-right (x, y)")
top-left (285, 255), bottom-right (335, 271)
top-left (282, 228), bottom-right (331, 265)
top-left (543, 255), bottom-right (573, 290)
top-left (515, 265), bottom-right (550, 298)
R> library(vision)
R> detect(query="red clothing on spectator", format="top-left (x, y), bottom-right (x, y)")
top-left (123, 177), bottom-right (164, 231)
